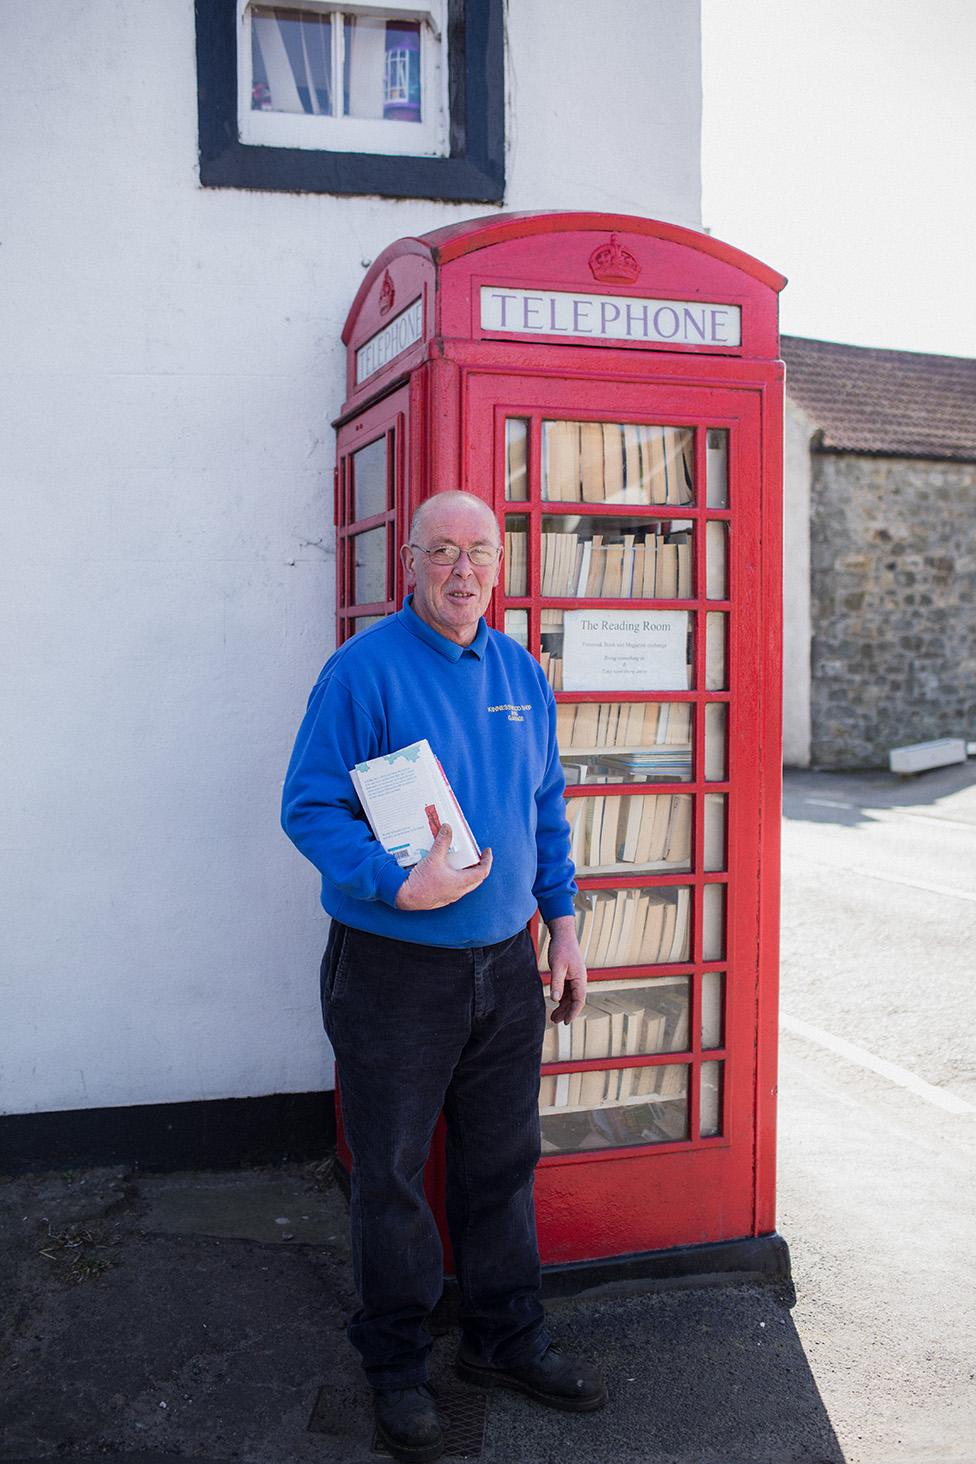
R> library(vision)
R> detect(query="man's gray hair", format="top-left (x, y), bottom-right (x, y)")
top-left (408, 491), bottom-right (500, 546)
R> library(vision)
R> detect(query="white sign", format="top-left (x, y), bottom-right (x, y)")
top-left (481, 286), bottom-right (741, 348)
top-left (356, 297), bottom-right (424, 384)
top-left (563, 609), bottom-right (689, 692)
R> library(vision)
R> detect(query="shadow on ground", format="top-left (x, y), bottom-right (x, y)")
top-left (0, 1164), bottom-right (845, 1464)
top-left (782, 761), bottom-right (976, 830)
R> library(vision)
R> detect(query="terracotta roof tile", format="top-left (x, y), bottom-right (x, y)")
top-left (782, 335), bottom-right (976, 462)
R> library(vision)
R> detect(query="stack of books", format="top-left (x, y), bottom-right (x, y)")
top-left (556, 702), bottom-right (693, 784)
top-left (565, 792), bottom-right (692, 873)
top-left (504, 524), bottom-right (693, 600)
top-left (538, 886), bottom-right (692, 971)
top-left (541, 420), bottom-right (694, 505)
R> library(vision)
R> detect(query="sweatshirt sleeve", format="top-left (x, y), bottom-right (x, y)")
top-left (280, 672), bottom-right (410, 909)
top-left (531, 683), bottom-right (578, 923)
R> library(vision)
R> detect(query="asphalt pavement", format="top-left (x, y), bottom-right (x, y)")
top-left (2, 763), bottom-right (974, 1463)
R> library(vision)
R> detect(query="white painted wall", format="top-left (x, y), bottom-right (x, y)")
top-left (782, 397), bottom-right (815, 767)
top-left (0, 0), bottom-right (702, 1116)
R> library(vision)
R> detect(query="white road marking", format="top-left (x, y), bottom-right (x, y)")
top-left (793, 797), bottom-right (976, 833)
top-left (780, 1012), bottom-right (975, 1115)
top-left (800, 797), bottom-right (853, 809)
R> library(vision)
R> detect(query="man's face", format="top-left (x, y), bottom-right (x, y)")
top-left (400, 498), bottom-right (502, 646)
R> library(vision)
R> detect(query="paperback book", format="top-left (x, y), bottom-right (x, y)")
top-left (349, 739), bottom-right (481, 871)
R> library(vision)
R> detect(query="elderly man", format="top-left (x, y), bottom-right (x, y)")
top-left (282, 490), bottom-right (605, 1462)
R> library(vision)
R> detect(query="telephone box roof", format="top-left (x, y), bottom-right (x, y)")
top-left (342, 211), bottom-right (787, 346)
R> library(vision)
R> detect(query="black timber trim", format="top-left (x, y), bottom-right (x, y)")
top-left (195, 0), bottom-right (505, 201)
top-left (0, 1091), bottom-right (336, 1175)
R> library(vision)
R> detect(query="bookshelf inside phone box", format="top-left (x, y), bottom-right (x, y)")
top-left (333, 212), bottom-right (788, 1281)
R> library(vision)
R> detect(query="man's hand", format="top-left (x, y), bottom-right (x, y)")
top-left (395, 824), bottom-right (493, 911)
top-left (546, 914), bottom-right (587, 1023)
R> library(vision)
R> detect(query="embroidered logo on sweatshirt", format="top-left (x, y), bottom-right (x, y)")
top-left (487, 702), bottom-right (531, 723)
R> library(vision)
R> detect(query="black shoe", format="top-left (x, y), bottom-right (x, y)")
top-left (455, 1342), bottom-right (607, 1412)
top-left (372, 1384), bottom-right (444, 1463)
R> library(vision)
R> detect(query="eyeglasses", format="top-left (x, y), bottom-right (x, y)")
top-left (409, 542), bottom-right (501, 567)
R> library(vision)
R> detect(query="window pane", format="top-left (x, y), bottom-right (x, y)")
top-left (557, 701), bottom-right (693, 785)
top-left (351, 614), bottom-right (385, 634)
top-left (542, 976), bottom-right (690, 1061)
top-left (701, 971), bottom-right (724, 1049)
top-left (704, 703), bottom-right (727, 781)
top-left (252, 7), bottom-right (333, 115)
top-left (540, 516), bottom-right (693, 599)
top-left (700, 1060), bottom-right (724, 1137)
top-left (352, 526), bottom-right (387, 605)
top-left (541, 610), bottom-right (694, 694)
top-left (504, 516), bottom-right (528, 596)
top-left (702, 884), bottom-right (726, 961)
top-left (703, 793), bottom-right (726, 871)
top-left (543, 421), bottom-right (694, 506)
top-left (705, 612), bottom-right (727, 690)
top-left (539, 1065), bottom-right (689, 1153)
top-left (706, 521), bottom-right (728, 599)
top-left (539, 886), bottom-right (691, 971)
top-left (504, 609), bottom-right (528, 648)
top-left (345, 16), bottom-right (422, 122)
top-left (566, 793), bottom-right (692, 874)
top-left (505, 419), bottom-right (529, 501)
top-left (352, 437), bottom-right (388, 520)
top-left (706, 429), bottom-right (728, 507)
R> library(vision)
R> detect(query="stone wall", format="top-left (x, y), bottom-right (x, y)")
top-left (810, 453), bottom-right (976, 768)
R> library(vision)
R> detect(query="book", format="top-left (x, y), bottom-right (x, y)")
top-left (580, 422), bottom-right (605, 502)
top-left (349, 739), bottom-right (480, 871)
top-left (602, 424), bottom-right (626, 504)
top-left (546, 421), bottom-right (581, 501)
top-left (506, 420), bottom-right (528, 500)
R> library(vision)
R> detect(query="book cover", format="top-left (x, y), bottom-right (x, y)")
top-left (349, 739), bottom-right (480, 871)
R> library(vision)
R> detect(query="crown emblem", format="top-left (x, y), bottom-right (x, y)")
top-left (378, 269), bottom-right (396, 316)
top-left (588, 234), bottom-right (641, 285)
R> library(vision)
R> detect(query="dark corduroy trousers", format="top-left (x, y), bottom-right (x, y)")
top-left (321, 919), bottom-right (550, 1390)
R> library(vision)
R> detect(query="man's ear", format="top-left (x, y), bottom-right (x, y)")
top-left (400, 542), bottom-right (416, 587)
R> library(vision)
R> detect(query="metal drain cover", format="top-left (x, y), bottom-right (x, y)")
top-left (309, 1382), bottom-right (487, 1460)
top-left (373, 1387), bottom-right (487, 1459)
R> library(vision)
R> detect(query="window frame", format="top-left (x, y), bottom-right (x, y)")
top-left (196, 0), bottom-right (505, 201)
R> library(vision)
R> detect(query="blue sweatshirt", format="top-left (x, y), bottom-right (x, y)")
top-left (281, 596), bottom-right (577, 947)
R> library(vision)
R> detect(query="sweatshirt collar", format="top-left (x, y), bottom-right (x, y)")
top-left (399, 595), bottom-right (488, 661)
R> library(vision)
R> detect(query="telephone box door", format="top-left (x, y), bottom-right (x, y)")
top-left (467, 369), bottom-right (773, 1261)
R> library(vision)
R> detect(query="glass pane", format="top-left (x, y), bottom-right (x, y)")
top-left (504, 516), bottom-right (528, 596)
top-left (706, 521), bottom-right (728, 599)
top-left (504, 609), bottom-right (528, 649)
top-left (702, 884), bottom-right (726, 961)
top-left (352, 526), bottom-right (387, 605)
top-left (704, 703), bottom-right (727, 781)
top-left (541, 610), bottom-right (694, 695)
top-left (557, 701), bottom-right (693, 785)
top-left (705, 612), bottom-right (727, 690)
top-left (567, 793), bottom-right (692, 874)
top-left (351, 614), bottom-right (385, 634)
top-left (540, 516), bottom-right (693, 599)
top-left (701, 971), bottom-right (724, 1049)
top-left (352, 437), bottom-right (387, 521)
top-left (703, 793), bottom-right (726, 871)
top-left (700, 1060), bottom-right (724, 1137)
top-left (706, 429), bottom-right (728, 507)
top-left (543, 976), bottom-right (689, 1061)
top-left (543, 421), bottom-right (694, 506)
top-left (344, 16), bottom-right (421, 121)
top-left (505, 419), bottom-right (529, 501)
top-left (539, 886), bottom-right (691, 971)
top-left (540, 1065), bottom-right (689, 1152)
top-left (252, 7), bottom-right (333, 115)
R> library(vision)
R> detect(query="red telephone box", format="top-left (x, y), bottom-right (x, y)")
top-left (332, 212), bottom-right (788, 1283)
